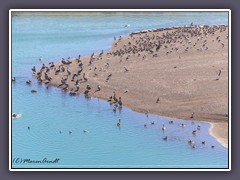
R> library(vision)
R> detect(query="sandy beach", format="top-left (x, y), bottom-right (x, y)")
top-left (34, 25), bottom-right (229, 147)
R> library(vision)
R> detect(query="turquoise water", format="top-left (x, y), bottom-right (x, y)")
top-left (12, 12), bottom-right (228, 169)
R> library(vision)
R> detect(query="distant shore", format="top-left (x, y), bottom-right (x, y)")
top-left (34, 25), bottom-right (229, 147)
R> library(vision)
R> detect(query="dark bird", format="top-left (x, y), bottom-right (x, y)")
top-left (26, 80), bottom-right (32, 85)
top-left (218, 70), bottom-right (222, 77)
top-left (108, 96), bottom-right (112, 102)
top-left (162, 136), bottom-right (168, 141)
top-left (32, 66), bottom-right (36, 72)
top-left (118, 97), bottom-right (122, 106)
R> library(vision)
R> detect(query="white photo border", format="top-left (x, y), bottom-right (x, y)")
top-left (9, 9), bottom-right (231, 171)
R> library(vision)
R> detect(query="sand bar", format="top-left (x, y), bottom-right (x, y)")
top-left (34, 25), bottom-right (229, 147)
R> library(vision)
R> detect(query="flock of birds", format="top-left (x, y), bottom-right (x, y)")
top-left (141, 118), bottom-right (215, 149)
top-left (12, 77), bottom-right (215, 150)
top-left (11, 24), bottom-right (227, 150)
top-left (31, 54), bottom-right (104, 96)
top-left (110, 24), bottom-right (227, 61)
top-left (12, 24), bottom-right (227, 98)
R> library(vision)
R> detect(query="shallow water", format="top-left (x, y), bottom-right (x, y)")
top-left (12, 11), bottom-right (228, 168)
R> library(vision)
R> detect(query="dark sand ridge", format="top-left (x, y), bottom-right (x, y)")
top-left (34, 25), bottom-right (229, 147)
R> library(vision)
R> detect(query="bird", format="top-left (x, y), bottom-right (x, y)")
top-left (26, 80), bottom-right (32, 85)
top-left (192, 130), bottom-right (197, 135)
top-left (117, 97), bottom-right (122, 106)
top-left (12, 113), bottom-right (17, 118)
top-left (162, 136), bottom-right (168, 141)
top-left (190, 112), bottom-right (195, 118)
top-left (162, 124), bottom-right (166, 131)
top-left (39, 56), bottom-right (43, 61)
top-left (32, 66), bottom-right (36, 73)
top-left (117, 119), bottom-right (121, 126)
top-left (97, 85), bottom-right (101, 91)
top-left (156, 97), bottom-right (160, 103)
top-left (108, 96), bottom-right (112, 102)
top-left (179, 123), bottom-right (186, 127)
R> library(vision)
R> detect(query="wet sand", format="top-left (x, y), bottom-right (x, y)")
top-left (34, 25), bottom-right (229, 147)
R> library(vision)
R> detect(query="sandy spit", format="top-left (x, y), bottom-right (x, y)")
top-left (34, 25), bottom-right (229, 147)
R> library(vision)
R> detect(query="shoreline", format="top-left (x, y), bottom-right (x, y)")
top-left (34, 24), bottom-right (229, 147)
top-left (209, 122), bottom-right (228, 148)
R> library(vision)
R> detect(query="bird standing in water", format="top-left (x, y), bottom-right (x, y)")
top-left (162, 124), bottom-right (166, 131)
top-left (117, 119), bottom-right (121, 126)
